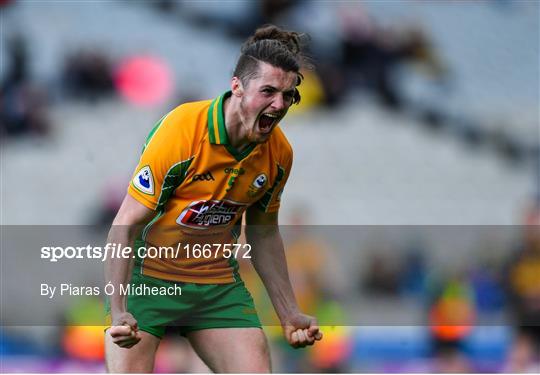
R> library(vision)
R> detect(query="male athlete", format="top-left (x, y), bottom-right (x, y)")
top-left (105, 25), bottom-right (322, 373)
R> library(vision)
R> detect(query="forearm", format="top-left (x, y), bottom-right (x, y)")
top-left (104, 224), bottom-right (138, 316)
top-left (248, 228), bottom-right (299, 323)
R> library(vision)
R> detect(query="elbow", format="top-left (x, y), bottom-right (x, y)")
top-left (246, 224), bottom-right (280, 240)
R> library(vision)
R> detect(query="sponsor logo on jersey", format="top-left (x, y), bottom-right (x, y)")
top-left (133, 166), bottom-right (154, 195)
top-left (192, 171), bottom-right (215, 182)
top-left (176, 200), bottom-right (244, 229)
top-left (224, 167), bottom-right (245, 175)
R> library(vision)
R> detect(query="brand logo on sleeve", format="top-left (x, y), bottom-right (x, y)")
top-left (133, 166), bottom-right (154, 195)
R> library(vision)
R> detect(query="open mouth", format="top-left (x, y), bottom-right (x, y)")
top-left (258, 113), bottom-right (280, 134)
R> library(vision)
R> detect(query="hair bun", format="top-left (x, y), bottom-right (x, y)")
top-left (247, 24), bottom-right (302, 55)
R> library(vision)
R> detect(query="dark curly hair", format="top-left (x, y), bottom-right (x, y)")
top-left (233, 25), bottom-right (308, 105)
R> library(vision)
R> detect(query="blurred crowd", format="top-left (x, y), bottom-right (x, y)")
top-left (1, 1), bottom-right (538, 169)
top-left (0, 34), bottom-right (50, 138)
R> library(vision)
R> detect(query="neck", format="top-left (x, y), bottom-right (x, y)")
top-left (223, 95), bottom-right (251, 151)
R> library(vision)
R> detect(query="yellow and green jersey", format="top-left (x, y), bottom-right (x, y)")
top-left (128, 91), bottom-right (292, 284)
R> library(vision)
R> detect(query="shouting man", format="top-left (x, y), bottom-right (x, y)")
top-left (105, 25), bottom-right (322, 373)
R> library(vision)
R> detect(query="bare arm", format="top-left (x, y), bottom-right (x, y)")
top-left (105, 194), bottom-right (155, 347)
top-left (245, 207), bottom-right (322, 347)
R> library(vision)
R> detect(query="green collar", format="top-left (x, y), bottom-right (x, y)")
top-left (207, 91), bottom-right (256, 161)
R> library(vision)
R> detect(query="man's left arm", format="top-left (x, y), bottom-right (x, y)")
top-left (245, 207), bottom-right (323, 348)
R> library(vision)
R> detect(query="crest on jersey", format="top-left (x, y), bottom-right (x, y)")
top-left (252, 173), bottom-right (268, 189)
top-left (246, 173), bottom-right (268, 198)
top-left (133, 166), bottom-right (154, 195)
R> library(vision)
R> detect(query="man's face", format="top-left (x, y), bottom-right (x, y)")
top-left (233, 62), bottom-right (298, 144)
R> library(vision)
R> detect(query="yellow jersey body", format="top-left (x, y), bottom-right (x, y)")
top-left (128, 91), bottom-right (292, 284)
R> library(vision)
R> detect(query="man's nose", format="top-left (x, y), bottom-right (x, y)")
top-left (271, 93), bottom-right (287, 111)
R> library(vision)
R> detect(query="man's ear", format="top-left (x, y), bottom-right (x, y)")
top-left (231, 77), bottom-right (243, 97)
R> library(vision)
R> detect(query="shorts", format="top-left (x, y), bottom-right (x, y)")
top-left (105, 272), bottom-right (261, 338)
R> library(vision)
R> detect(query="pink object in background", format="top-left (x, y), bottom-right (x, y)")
top-left (114, 55), bottom-right (173, 106)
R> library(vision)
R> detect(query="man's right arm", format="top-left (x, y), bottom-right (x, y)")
top-left (105, 193), bottom-right (155, 348)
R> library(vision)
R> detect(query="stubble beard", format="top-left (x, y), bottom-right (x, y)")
top-left (239, 97), bottom-right (258, 143)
